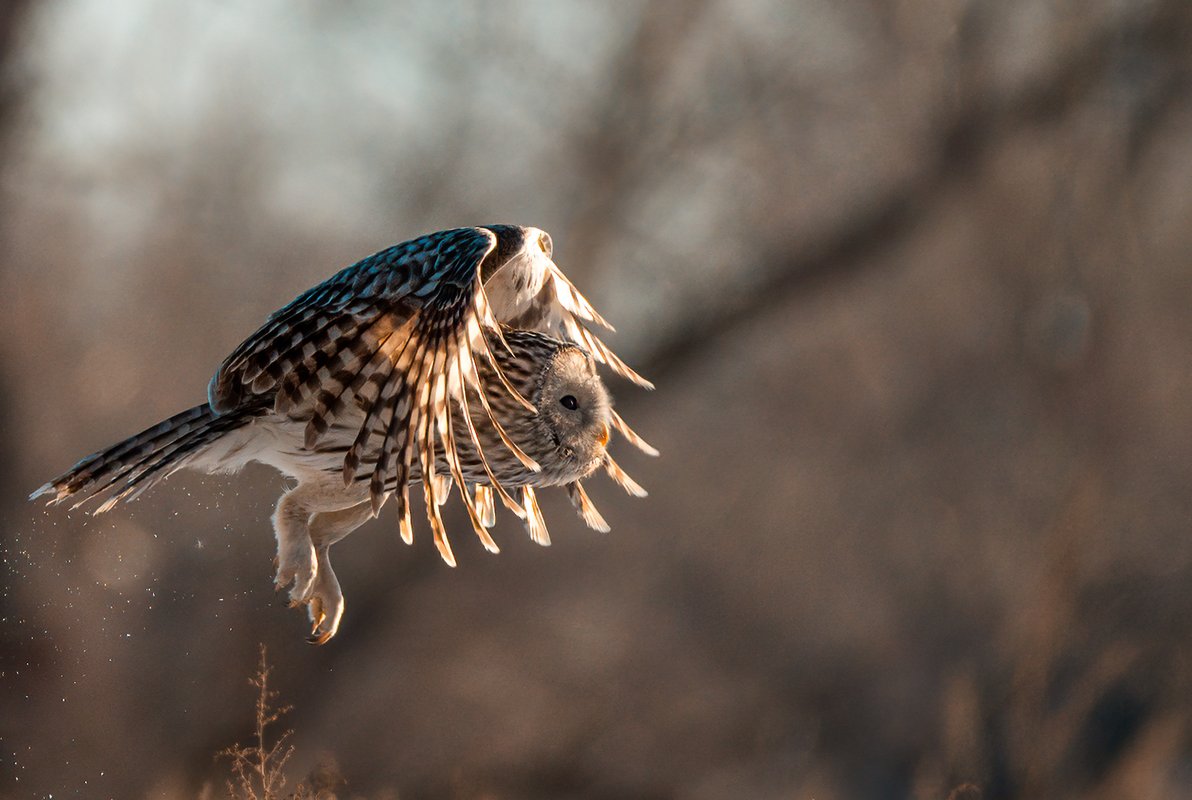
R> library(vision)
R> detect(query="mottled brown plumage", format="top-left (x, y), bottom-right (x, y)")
top-left (32, 226), bottom-right (657, 643)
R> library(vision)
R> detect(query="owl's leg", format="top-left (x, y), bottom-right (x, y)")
top-left (304, 501), bottom-right (374, 645)
top-left (272, 485), bottom-right (320, 605)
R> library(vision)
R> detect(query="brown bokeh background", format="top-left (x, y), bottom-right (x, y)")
top-left (4, 2), bottom-right (1192, 798)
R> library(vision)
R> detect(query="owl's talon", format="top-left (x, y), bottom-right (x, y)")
top-left (306, 630), bottom-right (334, 646)
top-left (307, 600), bottom-right (334, 645)
top-left (296, 569), bottom-right (344, 644)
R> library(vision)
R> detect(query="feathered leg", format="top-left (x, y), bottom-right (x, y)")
top-left (305, 501), bottom-right (374, 645)
top-left (272, 485), bottom-right (319, 605)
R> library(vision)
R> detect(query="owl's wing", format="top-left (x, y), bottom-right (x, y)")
top-left (208, 228), bottom-right (493, 415)
top-left (209, 228), bottom-right (532, 557)
top-left (481, 230), bottom-right (659, 459)
top-left (488, 253), bottom-right (653, 390)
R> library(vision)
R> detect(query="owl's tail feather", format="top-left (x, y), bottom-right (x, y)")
top-left (29, 402), bottom-right (260, 513)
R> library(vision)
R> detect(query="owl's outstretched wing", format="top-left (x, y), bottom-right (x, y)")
top-left (481, 226), bottom-right (658, 460)
top-left (206, 225), bottom-right (650, 560)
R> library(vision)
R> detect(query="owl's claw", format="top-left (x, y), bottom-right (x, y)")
top-left (299, 563), bottom-right (344, 645)
top-left (306, 597), bottom-right (330, 644)
top-left (306, 598), bottom-right (335, 645)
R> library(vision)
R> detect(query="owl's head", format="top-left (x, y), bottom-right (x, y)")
top-left (531, 345), bottom-right (611, 478)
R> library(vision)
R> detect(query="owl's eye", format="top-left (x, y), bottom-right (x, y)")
top-left (559, 395), bottom-right (579, 410)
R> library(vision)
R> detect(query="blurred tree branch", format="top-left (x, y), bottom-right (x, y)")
top-left (644, 0), bottom-right (1192, 379)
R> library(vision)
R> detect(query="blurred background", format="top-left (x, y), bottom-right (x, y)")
top-left (3, 1), bottom-right (1192, 798)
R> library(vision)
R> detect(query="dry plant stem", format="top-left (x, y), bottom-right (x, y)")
top-left (218, 645), bottom-right (310, 800)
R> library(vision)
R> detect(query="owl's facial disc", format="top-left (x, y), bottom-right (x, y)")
top-left (534, 347), bottom-right (611, 474)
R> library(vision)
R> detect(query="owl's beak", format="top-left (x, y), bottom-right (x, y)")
top-left (597, 423), bottom-right (610, 448)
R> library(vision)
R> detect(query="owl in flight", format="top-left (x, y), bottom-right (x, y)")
top-left (32, 225), bottom-right (656, 643)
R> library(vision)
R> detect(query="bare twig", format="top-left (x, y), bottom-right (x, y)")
top-left (217, 646), bottom-right (312, 800)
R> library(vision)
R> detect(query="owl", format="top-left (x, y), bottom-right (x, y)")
top-left (32, 225), bottom-right (656, 643)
